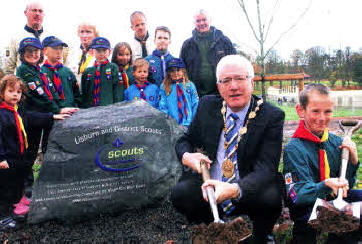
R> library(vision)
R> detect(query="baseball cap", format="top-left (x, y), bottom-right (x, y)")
top-left (42, 36), bottom-right (68, 48)
top-left (166, 58), bottom-right (185, 71)
top-left (18, 37), bottom-right (42, 53)
top-left (91, 37), bottom-right (111, 49)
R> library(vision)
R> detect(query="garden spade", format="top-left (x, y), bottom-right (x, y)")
top-left (200, 159), bottom-right (223, 224)
top-left (309, 119), bottom-right (361, 222)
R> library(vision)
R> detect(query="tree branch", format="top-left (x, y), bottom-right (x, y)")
top-left (264, 0), bottom-right (280, 42)
top-left (236, 0), bottom-right (261, 43)
top-left (265, 0), bottom-right (312, 59)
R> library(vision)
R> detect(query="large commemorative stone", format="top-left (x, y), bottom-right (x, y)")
top-left (28, 100), bottom-right (185, 223)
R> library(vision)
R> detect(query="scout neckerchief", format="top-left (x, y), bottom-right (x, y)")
top-left (292, 120), bottom-right (330, 181)
top-left (33, 65), bottom-right (53, 100)
top-left (78, 45), bottom-right (92, 74)
top-left (220, 97), bottom-right (263, 214)
top-left (43, 60), bottom-right (65, 100)
top-left (152, 49), bottom-right (170, 81)
top-left (118, 64), bottom-right (130, 89)
top-left (24, 25), bottom-right (43, 39)
top-left (135, 81), bottom-right (149, 101)
top-left (172, 79), bottom-right (188, 124)
top-left (93, 60), bottom-right (109, 107)
top-left (135, 32), bottom-right (149, 58)
top-left (0, 102), bottom-right (28, 154)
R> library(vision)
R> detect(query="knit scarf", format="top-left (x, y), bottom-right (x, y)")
top-left (43, 60), bottom-right (65, 99)
top-left (135, 32), bottom-right (149, 58)
top-left (34, 65), bottom-right (53, 100)
top-left (152, 49), bottom-right (170, 81)
top-left (24, 25), bottom-right (43, 39)
top-left (0, 103), bottom-right (28, 154)
top-left (135, 81), bottom-right (149, 101)
top-left (118, 65), bottom-right (130, 89)
top-left (172, 79), bottom-right (188, 124)
top-left (293, 120), bottom-right (330, 181)
top-left (93, 60), bottom-right (109, 106)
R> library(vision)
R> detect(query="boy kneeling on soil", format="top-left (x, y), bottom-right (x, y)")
top-left (283, 83), bottom-right (361, 243)
top-left (0, 75), bottom-right (70, 222)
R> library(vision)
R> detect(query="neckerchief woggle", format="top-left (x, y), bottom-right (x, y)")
top-left (172, 79), bottom-right (188, 124)
top-left (293, 120), bottom-right (330, 181)
top-left (0, 102), bottom-right (28, 154)
top-left (152, 49), bottom-right (170, 81)
top-left (43, 60), bottom-right (65, 100)
top-left (93, 60), bottom-right (109, 107)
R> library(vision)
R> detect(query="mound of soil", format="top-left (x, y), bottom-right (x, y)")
top-left (309, 204), bottom-right (359, 234)
top-left (192, 217), bottom-right (251, 243)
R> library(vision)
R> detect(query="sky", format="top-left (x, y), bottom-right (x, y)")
top-left (1, 0), bottom-right (361, 61)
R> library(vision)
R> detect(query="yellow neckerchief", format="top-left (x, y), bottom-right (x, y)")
top-left (79, 53), bottom-right (93, 74)
top-left (14, 104), bottom-right (28, 151)
top-left (320, 129), bottom-right (330, 179)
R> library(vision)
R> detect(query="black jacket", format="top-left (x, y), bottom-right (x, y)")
top-left (180, 27), bottom-right (236, 95)
top-left (0, 106), bottom-right (53, 168)
top-left (175, 95), bottom-right (285, 202)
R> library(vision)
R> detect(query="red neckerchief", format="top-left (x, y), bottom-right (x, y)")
top-left (118, 65), bottom-right (130, 89)
top-left (172, 79), bottom-right (188, 124)
top-left (292, 120), bottom-right (330, 181)
top-left (34, 65), bottom-right (53, 100)
top-left (93, 60), bottom-right (109, 106)
top-left (43, 60), bottom-right (65, 99)
top-left (0, 102), bottom-right (28, 154)
top-left (135, 81), bottom-right (149, 101)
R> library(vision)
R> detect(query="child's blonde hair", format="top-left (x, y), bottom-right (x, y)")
top-left (133, 58), bottom-right (149, 72)
top-left (0, 75), bottom-right (27, 102)
top-left (163, 68), bottom-right (189, 95)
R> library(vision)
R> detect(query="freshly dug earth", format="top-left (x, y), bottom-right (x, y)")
top-left (192, 217), bottom-right (251, 243)
top-left (309, 204), bottom-right (360, 234)
top-left (0, 199), bottom-right (192, 243)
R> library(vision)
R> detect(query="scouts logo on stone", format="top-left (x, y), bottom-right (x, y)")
top-left (95, 138), bottom-right (144, 172)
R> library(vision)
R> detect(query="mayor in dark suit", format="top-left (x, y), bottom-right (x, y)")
top-left (171, 55), bottom-right (285, 243)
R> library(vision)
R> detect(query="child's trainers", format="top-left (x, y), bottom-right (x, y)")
top-left (13, 195), bottom-right (31, 207)
top-left (13, 203), bottom-right (29, 216)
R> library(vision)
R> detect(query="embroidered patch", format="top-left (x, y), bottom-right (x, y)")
top-left (67, 76), bottom-right (72, 81)
top-left (35, 81), bottom-right (40, 86)
top-left (106, 68), bottom-right (111, 73)
top-left (149, 59), bottom-right (156, 63)
top-left (186, 89), bottom-right (191, 93)
top-left (149, 96), bottom-right (154, 101)
top-left (28, 82), bottom-right (36, 90)
top-left (285, 172), bottom-right (293, 185)
top-left (106, 74), bottom-right (111, 80)
top-left (36, 87), bottom-right (44, 95)
top-left (134, 97), bottom-right (138, 100)
top-left (86, 74), bottom-right (91, 81)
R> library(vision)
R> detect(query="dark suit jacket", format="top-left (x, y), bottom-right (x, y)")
top-left (175, 94), bottom-right (285, 202)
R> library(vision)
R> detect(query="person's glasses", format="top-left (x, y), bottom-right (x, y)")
top-left (218, 75), bottom-right (251, 86)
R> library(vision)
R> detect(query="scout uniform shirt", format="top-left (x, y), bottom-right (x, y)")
top-left (81, 61), bottom-right (120, 108)
top-left (159, 81), bottom-right (199, 126)
top-left (41, 64), bottom-right (81, 107)
top-left (16, 63), bottom-right (63, 113)
top-left (124, 82), bottom-right (159, 108)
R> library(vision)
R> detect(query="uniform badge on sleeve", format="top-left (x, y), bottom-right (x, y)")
top-left (28, 82), bottom-right (36, 90)
top-left (36, 87), bottom-right (44, 95)
top-left (285, 172), bottom-right (293, 185)
top-left (186, 89), bottom-right (191, 93)
top-left (149, 96), bottom-right (154, 101)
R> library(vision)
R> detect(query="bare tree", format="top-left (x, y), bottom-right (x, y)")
top-left (236, 0), bottom-right (312, 100)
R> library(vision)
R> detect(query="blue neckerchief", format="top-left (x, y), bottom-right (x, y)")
top-left (24, 25), bottom-right (43, 39)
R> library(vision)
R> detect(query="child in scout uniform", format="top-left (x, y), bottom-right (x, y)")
top-left (81, 37), bottom-right (120, 108)
top-left (145, 26), bottom-right (174, 87)
top-left (15, 37), bottom-right (78, 208)
top-left (159, 58), bottom-right (199, 126)
top-left (111, 42), bottom-right (135, 91)
top-left (124, 58), bottom-right (159, 108)
top-left (0, 75), bottom-right (69, 218)
top-left (41, 36), bottom-right (81, 107)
